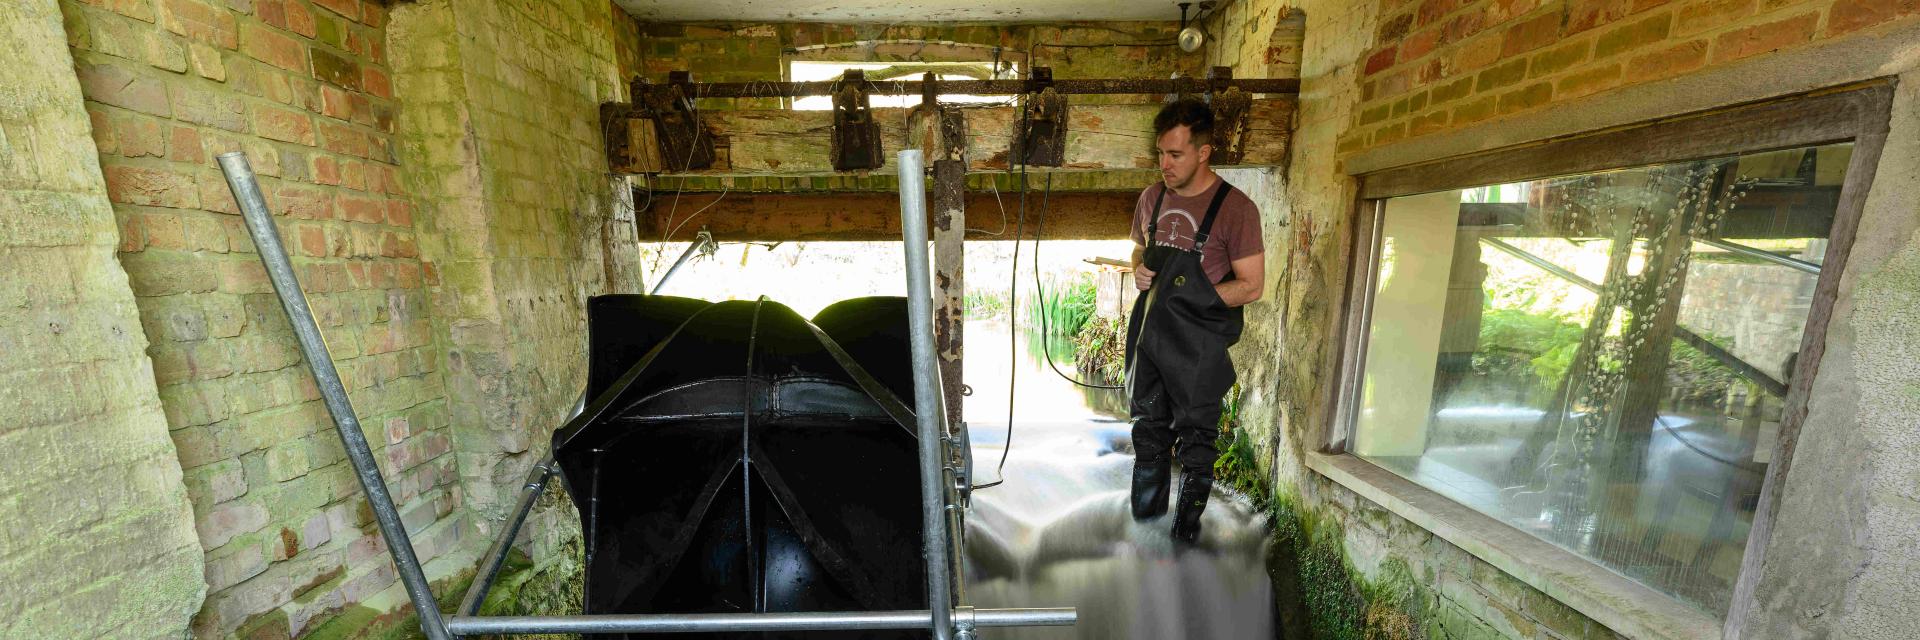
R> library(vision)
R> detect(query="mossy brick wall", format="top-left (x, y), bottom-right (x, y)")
top-left (1302, 475), bottom-right (1627, 639)
top-left (1200, 3), bottom-right (1625, 636)
top-left (388, 0), bottom-right (636, 564)
top-left (0, 1), bottom-right (206, 636)
top-left (1341, 0), bottom-right (1920, 153)
top-left (1209, 0), bottom-right (1920, 638)
top-left (624, 20), bottom-right (1210, 109)
top-left (56, 0), bottom-right (466, 635)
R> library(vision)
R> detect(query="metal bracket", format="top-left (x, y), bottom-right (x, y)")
top-left (908, 73), bottom-right (971, 164)
top-left (600, 99), bottom-right (662, 174)
top-left (1207, 67), bottom-right (1253, 165)
top-left (1011, 67), bottom-right (1068, 167)
top-left (637, 72), bottom-right (716, 171)
top-left (831, 69), bottom-right (885, 171)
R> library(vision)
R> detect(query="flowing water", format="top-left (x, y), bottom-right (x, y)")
top-left (958, 321), bottom-right (1275, 639)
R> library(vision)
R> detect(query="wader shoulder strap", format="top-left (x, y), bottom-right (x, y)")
top-left (1145, 183), bottom-right (1169, 247)
top-left (1193, 182), bottom-right (1235, 251)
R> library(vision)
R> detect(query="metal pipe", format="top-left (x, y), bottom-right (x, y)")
top-left (1697, 237), bottom-right (1822, 275)
top-left (897, 149), bottom-right (954, 640)
top-left (650, 229), bottom-right (713, 295)
top-left (667, 77), bottom-right (1300, 99)
top-left (1482, 237), bottom-right (1602, 292)
top-left (218, 152), bottom-right (453, 640)
top-left (457, 456), bottom-right (557, 617)
top-left (443, 608), bottom-right (1077, 634)
top-left (1480, 236), bottom-right (1788, 396)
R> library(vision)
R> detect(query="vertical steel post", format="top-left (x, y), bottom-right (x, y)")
top-left (218, 152), bottom-right (452, 640)
top-left (897, 149), bottom-right (954, 640)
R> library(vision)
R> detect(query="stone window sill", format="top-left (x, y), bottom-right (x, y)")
top-left (1305, 452), bottom-right (1723, 640)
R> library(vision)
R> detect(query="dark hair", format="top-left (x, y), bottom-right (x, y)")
top-left (1153, 98), bottom-right (1215, 149)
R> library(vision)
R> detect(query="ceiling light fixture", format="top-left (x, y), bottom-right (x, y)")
top-left (1177, 2), bottom-right (1214, 53)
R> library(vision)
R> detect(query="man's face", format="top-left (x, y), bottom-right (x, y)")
top-left (1156, 125), bottom-right (1212, 190)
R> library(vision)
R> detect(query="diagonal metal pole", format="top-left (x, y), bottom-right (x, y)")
top-left (218, 152), bottom-right (452, 640)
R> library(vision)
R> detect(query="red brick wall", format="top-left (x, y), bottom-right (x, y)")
top-left (1343, 0), bottom-right (1920, 153)
top-left (59, 0), bottom-right (462, 635)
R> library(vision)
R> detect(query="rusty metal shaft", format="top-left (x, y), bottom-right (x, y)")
top-left (668, 77), bottom-right (1299, 98)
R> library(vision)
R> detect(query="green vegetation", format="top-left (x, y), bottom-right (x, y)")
top-left (1069, 315), bottom-right (1127, 384)
top-left (1212, 385), bottom-right (1267, 507)
top-left (1473, 307), bottom-right (1585, 403)
top-left (1029, 275), bottom-right (1098, 337)
top-left (964, 289), bottom-right (1010, 320)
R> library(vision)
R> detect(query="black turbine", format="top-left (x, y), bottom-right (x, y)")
top-left (551, 295), bottom-right (928, 639)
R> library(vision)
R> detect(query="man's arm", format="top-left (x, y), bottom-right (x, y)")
top-left (1131, 242), bottom-right (1155, 290)
top-left (1216, 253), bottom-right (1264, 307)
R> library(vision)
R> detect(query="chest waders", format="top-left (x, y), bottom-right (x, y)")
top-left (1124, 182), bottom-right (1243, 545)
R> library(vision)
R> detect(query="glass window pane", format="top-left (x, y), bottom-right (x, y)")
top-left (1352, 142), bottom-right (1851, 616)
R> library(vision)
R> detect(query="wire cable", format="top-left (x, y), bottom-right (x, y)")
top-left (971, 103), bottom-right (1033, 492)
top-left (1031, 172), bottom-right (1126, 390)
top-left (966, 178), bottom-right (1010, 236)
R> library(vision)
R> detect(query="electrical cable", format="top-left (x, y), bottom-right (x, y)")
top-left (971, 100), bottom-right (1033, 492)
top-left (965, 178), bottom-right (1010, 236)
top-left (1031, 172), bottom-right (1125, 390)
top-left (1654, 414), bottom-right (1766, 471)
top-left (662, 182), bottom-right (730, 243)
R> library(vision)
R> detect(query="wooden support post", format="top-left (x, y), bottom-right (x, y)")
top-left (932, 159), bottom-right (967, 432)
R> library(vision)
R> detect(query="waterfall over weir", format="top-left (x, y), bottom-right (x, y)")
top-left (961, 419), bottom-right (1276, 639)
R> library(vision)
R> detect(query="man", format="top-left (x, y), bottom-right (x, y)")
top-left (1125, 98), bottom-right (1264, 545)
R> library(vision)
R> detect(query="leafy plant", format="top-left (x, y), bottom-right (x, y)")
top-left (1212, 385), bottom-right (1269, 507)
top-left (1028, 274), bottom-right (1098, 337)
top-left (1069, 315), bottom-right (1127, 384)
top-left (1475, 307), bottom-right (1585, 396)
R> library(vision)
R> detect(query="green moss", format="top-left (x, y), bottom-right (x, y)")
top-left (1268, 495), bottom-right (1430, 640)
top-left (473, 537), bottom-right (586, 640)
top-left (300, 569), bottom-right (470, 640)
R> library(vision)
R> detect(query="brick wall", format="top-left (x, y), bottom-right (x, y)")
top-left (0, 1), bottom-right (207, 636)
top-left (1207, 0), bottom-right (1920, 638)
top-left (1213, 0), bottom-right (1634, 637)
top-left (1205, 0), bottom-right (1308, 80)
top-left (1343, 0), bottom-right (1920, 153)
top-left (57, 0), bottom-right (465, 635)
top-left (389, 0), bottom-right (637, 554)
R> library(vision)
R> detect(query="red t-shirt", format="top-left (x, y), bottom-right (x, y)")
top-left (1130, 178), bottom-right (1264, 284)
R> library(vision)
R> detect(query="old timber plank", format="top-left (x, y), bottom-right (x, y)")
top-left (682, 98), bottom-right (1295, 175)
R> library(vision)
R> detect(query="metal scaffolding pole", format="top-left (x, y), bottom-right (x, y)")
top-left (650, 229), bottom-right (714, 295)
top-left (898, 149), bottom-right (956, 640)
top-left (457, 457), bottom-right (557, 617)
top-left (219, 152), bottom-right (453, 640)
top-left (443, 607), bottom-right (1076, 635)
top-left (223, 149), bottom-right (1073, 638)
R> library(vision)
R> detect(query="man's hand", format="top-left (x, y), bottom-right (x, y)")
top-left (1131, 243), bottom-right (1154, 290)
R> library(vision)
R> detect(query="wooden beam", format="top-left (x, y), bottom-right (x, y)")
top-left (931, 160), bottom-right (966, 432)
top-left (640, 191), bottom-right (1137, 242)
top-left (673, 98), bottom-right (1294, 175)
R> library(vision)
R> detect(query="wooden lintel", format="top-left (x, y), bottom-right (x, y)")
top-left (655, 98), bottom-right (1293, 175)
top-left (640, 191), bottom-right (1138, 242)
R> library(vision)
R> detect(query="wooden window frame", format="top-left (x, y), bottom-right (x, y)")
top-left (1323, 81), bottom-right (1894, 631)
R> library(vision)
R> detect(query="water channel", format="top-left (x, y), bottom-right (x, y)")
top-left (960, 320), bottom-right (1275, 639)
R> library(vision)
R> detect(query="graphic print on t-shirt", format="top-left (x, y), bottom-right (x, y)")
top-left (1151, 206), bottom-right (1203, 249)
